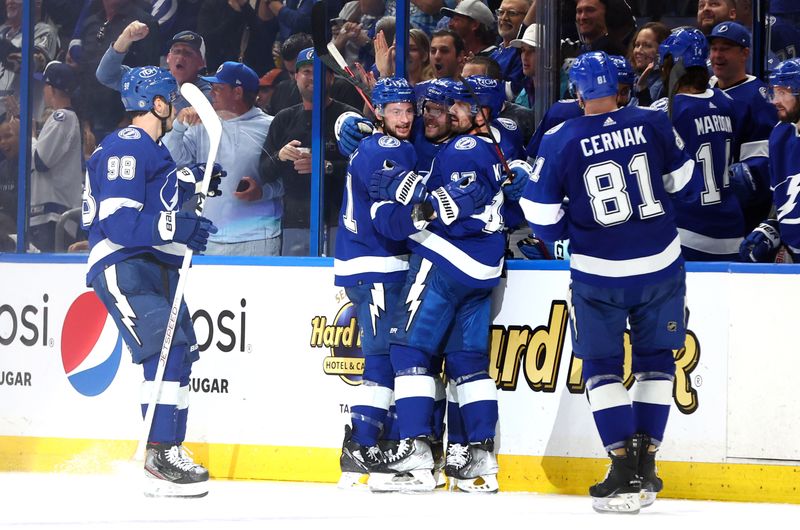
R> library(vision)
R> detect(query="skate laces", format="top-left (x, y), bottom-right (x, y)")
top-left (447, 444), bottom-right (470, 469)
top-left (164, 445), bottom-right (200, 472)
top-left (384, 439), bottom-right (411, 463)
top-left (366, 446), bottom-right (382, 460)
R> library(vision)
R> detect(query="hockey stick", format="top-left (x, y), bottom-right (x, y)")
top-left (459, 78), bottom-right (514, 184)
top-left (133, 83), bottom-right (222, 462)
top-left (310, 1), bottom-right (375, 112)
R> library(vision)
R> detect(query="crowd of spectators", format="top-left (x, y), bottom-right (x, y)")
top-left (0, 0), bottom-right (797, 257)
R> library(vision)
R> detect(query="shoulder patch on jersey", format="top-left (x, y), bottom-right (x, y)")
top-left (759, 86), bottom-right (768, 101)
top-left (118, 127), bottom-right (142, 140)
top-left (53, 110), bottom-right (65, 122)
top-left (497, 117), bottom-right (517, 131)
top-left (378, 135), bottom-right (401, 148)
top-left (650, 98), bottom-right (669, 113)
top-left (544, 122), bottom-right (566, 135)
top-left (454, 136), bottom-right (477, 150)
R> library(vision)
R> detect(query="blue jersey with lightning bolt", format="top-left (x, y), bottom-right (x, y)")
top-left (526, 100), bottom-right (583, 159)
top-left (82, 127), bottom-right (189, 286)
top-left (770, 122), bottom-right (800, 255)
top-left (334, 133), bottom-right (417, 287)
top-left (521, 105), bottom-right (696, 287)
top-left (410, 134), bottom-right (507, 288)
top-left (653, 89), bottom-right (745, 260)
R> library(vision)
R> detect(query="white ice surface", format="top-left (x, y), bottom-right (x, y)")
top-left (0, 472), bottom-right (798, 529)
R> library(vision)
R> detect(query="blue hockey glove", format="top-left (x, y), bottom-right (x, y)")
top-left (369, 162), bottom-right (427, 205)
top-left (517, 234), bottom-right (553, 259)
top-left (429, 176), bottom-right (490, 225)
top-left (177, 163), bottom-right (226, 197)
top-left (503, 160), bottom-right (533, 202)
top-left (739, 220), bottom-right (781, 263)
top-left (156, 211), bottom-right (218, 252)
top-left (335, 111), bottom-right (374, 157)
top-left (728, 162), bottom-right (756, 205)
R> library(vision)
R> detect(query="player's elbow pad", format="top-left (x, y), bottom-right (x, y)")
top-left (371, 201), bottom-right (418, 241)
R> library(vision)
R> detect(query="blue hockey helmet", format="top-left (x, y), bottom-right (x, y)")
top-left (417, 78), bottom-right (451, 114)
top-left (372, 76), bottom-right (416, 113)
top-left (657, 27), bottom-right (709, 69)
top-left (445, 75), bottom-right (505, 119)
top-left (120, 66), bottom-right (178, 112)
top-left (568, 51), bottom-right (618, 101)
top-left (768, 58), bottom-right (800, 98)
top-left (608, 55), bottom-right (635, 86)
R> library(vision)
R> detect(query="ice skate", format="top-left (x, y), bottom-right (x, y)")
top-left (590, 436), bottom-right (642, 514)
top-left (144, 443), bottom-right (209, 498)
top-left (338, 425), bottom-right (383, 489)
top-left (444, 440), bottom-right (499, 494)
top-left (638, 434), bottom-right (663, 508)
top-left (368, 437), bottom-right (436, 493)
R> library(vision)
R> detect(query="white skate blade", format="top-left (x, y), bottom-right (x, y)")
top-left (337, 471), bottom-right (369, 490)
top-left (368, 470), bottom-right (436, 493)
top-left (144, 476), bottom-right (209, 498)
top-left (640, 491), bottom-right (657, 508)
top-left (451, 474), bottom-right (499, 494)
top-left (591, 492), bottom-right (641, 514)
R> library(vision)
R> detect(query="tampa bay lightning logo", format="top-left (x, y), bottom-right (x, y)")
top-left (378, 135), bottom-right (401, 148)
top-left (454, 137), bottom-right (477, 150)
top-left (160, 169), bottom-right (180, 210)
top-left (53, 110), bottom-right (66, 122)
top-left (118, 128), bottom-right (141, 140)
top-left (544, 122), bottom-right (565, 135)
top-left (673, 127), bottom-right (685, 150)
top-left (497, 117), bottom-right (517, 131)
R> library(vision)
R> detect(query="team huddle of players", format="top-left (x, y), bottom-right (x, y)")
top-left (330, 25), bottom-right (800, 514)
top-left (79, 17), bottom-right (800, 511)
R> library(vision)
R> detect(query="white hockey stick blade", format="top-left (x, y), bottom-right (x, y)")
top-left (327, 42), bottom-right (349, 71)
top-left (132, 83), bottom-right (222, 463)
top-left (180, 83), bottom-right (222, 212)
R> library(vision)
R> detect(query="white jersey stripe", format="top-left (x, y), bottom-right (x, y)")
top-left (334, 254), bottom-right (410, 276)
top-left (409, 230), bottom-right (503, 281)
top-left (571, 234), bottom-right (682, 278)
top-left (662, 158), bottom-right (694, 194)
top-left (678, 228), bottom-right (742, 255)
top-left (98, 197), bottom-right (143, 221)
top-left (519, 197), bottom-right (565, 226)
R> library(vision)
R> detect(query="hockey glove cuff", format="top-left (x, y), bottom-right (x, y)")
top-left (428, 176), bottom-right (490, 226)
top-left (728, 162), bottom-right (756, 206)
top-left (739, 220), bottom-right (780, 263)
top-left (503, 160), bottom-right (533, 202)
top-left (335, 111), bottom-right (374, 157)
top-left (156, 211), bottom-right (218, 252)
top-left (177, 163), bottom-right (226, 198)
top-left (370, 163), bottom-right (427, 205)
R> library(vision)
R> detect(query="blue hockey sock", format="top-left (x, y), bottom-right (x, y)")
top-left (632, 372), bottom-right (674, 444)
top-left (432, 376), bottom-right (446, 440)
top-left (394, 374), bottom-right (435, 438)
top-left (587, 375), bottom-right (634, 451)
top-left (456, 374), bottom-right (498, 442)
top-left (141, 345), bottom-right (186, 444)
top-left (383, 403), bottom-right (400, 440)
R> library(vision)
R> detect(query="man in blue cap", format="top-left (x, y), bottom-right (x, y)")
top-left (164, 61), bottom-right (283, 256)
top-left (259, 48), bottom-right (359, 256)
top-left (96, 21), bottom-right (211, 112)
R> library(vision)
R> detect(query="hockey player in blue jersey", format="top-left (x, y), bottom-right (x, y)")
top-left (653, 27), bottom-right (744, 261)
top-left (521, 51), bottom-right (697, 513)
top-left (520, 54), bottom-right (635, 260)
top-left (366, 75), bottom-right (531, 494)
top-left (82, 67), bottom-right (223, 497)
top-left (333, 77), bottom-right (419, 488)
top-left (740, 59), bottom-right (800, 263)
top-left (708, 21), bottom-right (779, 233)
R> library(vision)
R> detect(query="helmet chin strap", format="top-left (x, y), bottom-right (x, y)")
top-left (150, 102), bottom-right (172, 140)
